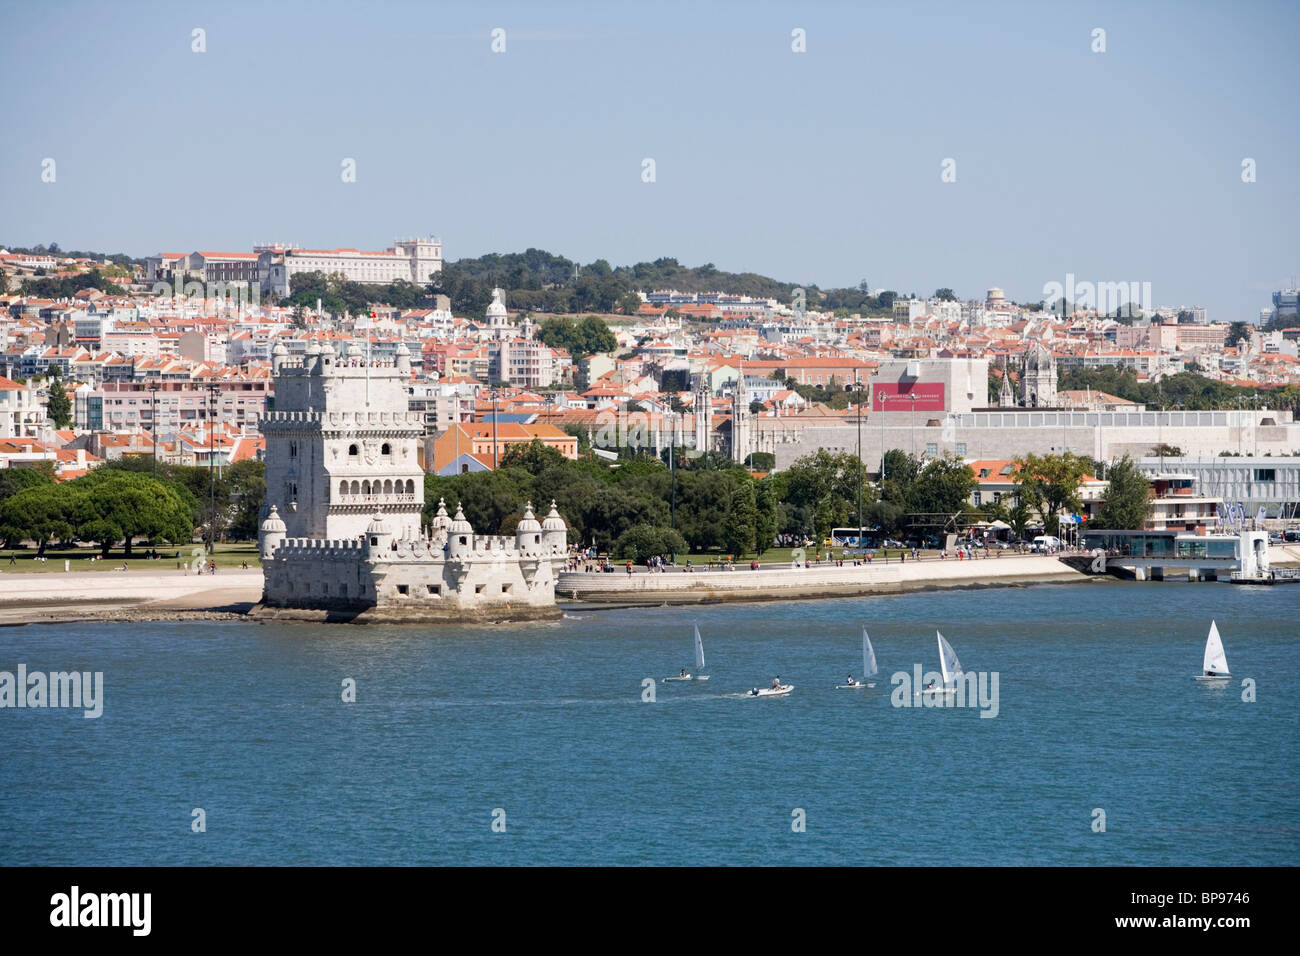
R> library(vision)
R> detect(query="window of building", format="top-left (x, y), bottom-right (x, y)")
top-left (348, 444), bottom-right (359, 457)
top-left (1255, 468), bottom-right (1276, 482)
top-left (397, 584), bottom-right (409, 595)
top-left (925, 442), bottom-right (938, 457)
top-left (288, 440), bottom-right (298, 458)
top-left (426, 584), bottom-right (440, 596)
top-left (955, 443), bottom-right (966, 457)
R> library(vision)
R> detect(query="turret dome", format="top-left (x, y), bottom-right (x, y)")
top-left (260, 504), bottom-right (286, 534)
top-left (516, 501), bottom-right (542, 534)
top-left (449, 503), bottom-right (474, 535)
top-left (541, 500), bottom-right (567, 532)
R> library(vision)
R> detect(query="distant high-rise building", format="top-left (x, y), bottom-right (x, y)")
top-left (1273, 289), bottom-right (1299, 318)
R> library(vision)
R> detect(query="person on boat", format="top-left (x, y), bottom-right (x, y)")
top-left (771, 677), bottom-right (781, 690)
top-left (846, 675), bottom-right (857, 686)
top-left (680, 668), bottom-right (688, 678)
top-left (925, 678), bottom-right (936, 690)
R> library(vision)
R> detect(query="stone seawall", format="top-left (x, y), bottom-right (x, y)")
top-left (557, 554), bottom-right (1088, 606)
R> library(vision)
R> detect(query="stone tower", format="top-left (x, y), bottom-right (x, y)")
top-left (731, 364), bottom-right (751, 463)
top-left (998, 360), bottom-right (1015, 407)
top-left (262, 337), bottom-right (425, 543)
top-left (1020, 343), bottom-right (1057, 408)
top-left (693, 373), bottom-right (713, 455)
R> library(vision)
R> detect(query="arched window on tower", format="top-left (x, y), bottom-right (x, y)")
top-left (348, 444), bottom-right (359, 458)
top-left (381, 443), bottom-right (391, 456)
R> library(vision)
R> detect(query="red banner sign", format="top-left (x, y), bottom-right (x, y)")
top-left (872, 382), bottom-right (946, 412)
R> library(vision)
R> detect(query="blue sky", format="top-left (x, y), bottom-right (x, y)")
top-left (2, 0), bottom-right (1297, 320)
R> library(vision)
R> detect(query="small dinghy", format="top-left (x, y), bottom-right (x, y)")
top-left (837, 628), bottom-right (878, 689)
top-left (1194, 620), bottom-right (1231, 682)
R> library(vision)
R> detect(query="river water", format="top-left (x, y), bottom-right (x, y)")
top-left (2, 580), bottom-right (1296, 865)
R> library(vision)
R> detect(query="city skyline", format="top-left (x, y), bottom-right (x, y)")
top-left (1, 1), bottom-right (1297, 321)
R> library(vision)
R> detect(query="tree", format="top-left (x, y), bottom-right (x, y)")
top-left (0, 463), bottom-right (55, 503)
top-left (1093, 455), bottom-right (1150, 530)
top-left (723, 478), bottom-right (757, 556)
top-left (933, 288), bottom-right (957, 302)
top-left (618, 292), bottom-right (643, 315)
top-left (0, 482), bottom-right (75, 554)
top-left (1226, 322), bottom-right (1251, 349)
top-left (753, 477), bottom-right (778, 556)
top-left (1013, 452), bottom-right (1091, 535)
top-left (499, 439), bottom-right (565, 475)
top-left (613, 524), bottom-right (687, 561)
top-left (225, 459), bottom-right (266, 540)
top-left (906, 455), bottom-right (976, 516)
top-left (44, 367), bottom-right (73, 429)
top-left (71, 471), bottom-right (196, 556)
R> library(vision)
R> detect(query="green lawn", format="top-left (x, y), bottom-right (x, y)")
top-left (0, 542), bottom-right (262, 573)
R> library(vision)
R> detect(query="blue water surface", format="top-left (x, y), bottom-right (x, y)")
top-left (1, 579), bottom-right (1296, 865)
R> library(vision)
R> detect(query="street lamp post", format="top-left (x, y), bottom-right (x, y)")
top-left (852, 378), bottom-right (864, 544)
top-left (148, 383), bottom-right (160, 479)
top-left (206, 384), bottom-right (220, 556)
top-left (910, 393), bottom-right (918, 459)
top-left (491, 387), bottom-right (499, 469)
top-left (669, 410), bottom-right (677, 531)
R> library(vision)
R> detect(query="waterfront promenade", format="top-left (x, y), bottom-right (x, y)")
top-left (556, 552), bottom-right (1091, 605)
top-left (0, 568), bottom-right (263, 626)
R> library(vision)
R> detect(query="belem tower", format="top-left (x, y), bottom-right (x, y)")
top-left (253, 338), bottom-right (568, 622)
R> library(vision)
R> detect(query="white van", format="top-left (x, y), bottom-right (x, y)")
top-left (1031, 535), bottom-right (1062, 553)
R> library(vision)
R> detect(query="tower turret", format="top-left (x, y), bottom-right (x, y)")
top-left (365, 510), bottom-right (394, 560)
top-left (541, 499), bottom-right (568, 556)
top-left (447, 503), bottom-right (474, 559)
top-left (259, 504), bottom-right (286, 561)
top-left (515, 500), bottom-right (543, 555)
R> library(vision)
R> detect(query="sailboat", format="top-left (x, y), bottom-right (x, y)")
top-left (663, 624), bottom-right (710, 682)
top-left (836, 628), bottom-right (878, 688)
top-left (918, 631), bottom-right (961, 696)
top-left (1194, 620), bottom-right (1231, 681)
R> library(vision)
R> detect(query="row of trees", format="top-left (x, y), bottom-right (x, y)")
top-left (0, 470), bottom-right (195, 556)
top-left (1059, 366), bottom-right (1300, 413)
top-left (421, 440), bottom-right (985, 559)
top-left (0, 458), bottom-right (266, 554)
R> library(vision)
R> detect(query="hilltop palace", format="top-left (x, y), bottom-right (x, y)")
top-left (254, 339), bottom-right (567, 622)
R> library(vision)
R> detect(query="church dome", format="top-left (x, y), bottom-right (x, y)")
top-left (486, 288), bottom-right (508, 325)
top-left (395, 342), bottom-right (410, 357)
top-left (516, 501), bottom-right (542, 533)
top-left (541, 500), bottom-right (567, 532)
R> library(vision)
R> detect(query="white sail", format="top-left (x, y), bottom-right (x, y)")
top-left (694, 625), bottom-right (706, 672)
top-left (937, 631), bottom-right (962, 686)
top-left (862, 628), bottom-right (878, 678)
top-left (1203, 620), bottom-right (1229, 675)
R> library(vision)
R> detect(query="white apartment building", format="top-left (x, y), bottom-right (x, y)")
top-left (259, 238), bottom-right (443, 298)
